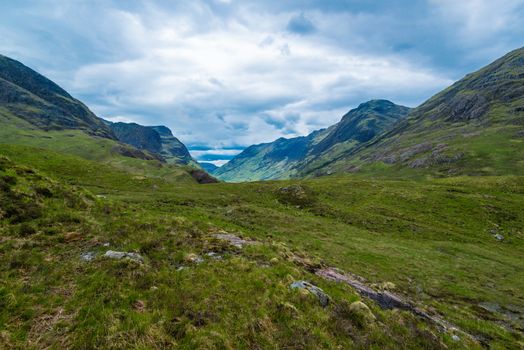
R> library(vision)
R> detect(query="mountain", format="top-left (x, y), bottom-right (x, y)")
top-left (199, 162), bottom-right (219, 173)
top-left (214, 100), bottom-right (410, 182)
top-left (150, 125), bottom-right (196, 165)
top-left (0, 54), bottom-right (113, 138)
top-left (305, 47), bottom-right (524, 177)
top-left (0, 54), bottom-right (207, 183)
top-left (108, 122), bottom-right (197, 165)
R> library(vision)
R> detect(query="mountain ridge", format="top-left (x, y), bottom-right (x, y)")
top-left (0, 54), bottom-right (114, 139)
top-left (214, 99), bottom-right (411, 182)
top-left (107, 122), bottom-right (197, 166)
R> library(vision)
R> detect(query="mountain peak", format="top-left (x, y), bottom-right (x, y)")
top-left (357, 99), bottom-right (398, 108)
top-left (214, 100), bottom-right (410, 181)
top-left (150, 125), bottom-right (173, 137)
top-left (0, 54), bottom-right (114, 139)
top-left (107, 122), bottom-right (197, 166)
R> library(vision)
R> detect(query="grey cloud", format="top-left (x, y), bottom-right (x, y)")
top-left (1, 0), bottom-right (523, 152)
top-left (286, 13), bottom-right (316, 35)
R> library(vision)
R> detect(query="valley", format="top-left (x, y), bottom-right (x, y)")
top-left (0, 41), bottom-right (523, 350)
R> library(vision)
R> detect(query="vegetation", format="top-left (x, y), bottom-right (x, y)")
top-left (1, 144), bottom-right (523, 349)
top-left (1, 47), bottom-right (523, 349)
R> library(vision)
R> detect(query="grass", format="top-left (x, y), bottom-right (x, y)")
top-left (0, 111), bottom-right (195, 183)
top-left (1, 143), bottom-right (523, 349)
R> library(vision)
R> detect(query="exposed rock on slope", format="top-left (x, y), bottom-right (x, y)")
top-left (108, 122), bottom-right (197, 165)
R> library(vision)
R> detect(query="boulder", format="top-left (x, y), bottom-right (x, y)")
top-left (213, 233), bottom-right (259, 248)
top-left (349, 301), bottom-right (376, 324)
top-left (80, 251), bottom-right (96, 262)
top-left (290, 280), bottom-right (330, 307)
top-left (103, 250), bottom-right (144, 263)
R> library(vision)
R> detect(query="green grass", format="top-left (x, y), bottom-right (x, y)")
top-left (0, 111), bottom-right (196, 182)
top-left (1, 143), bottom-right (523, 348)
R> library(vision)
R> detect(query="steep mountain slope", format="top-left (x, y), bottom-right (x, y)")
top-left (0, 54), bottom-right (204, 182)
top-left (150, 125), bottom-right (196, 165)
top-left (0, 54), bottom-right (113, 138)
top-left (306, 47), bottom-right (524, 177)
top-left (108, 122), bottom-right (198, 166)
top-left (214, 100), bottom-right (410, 182)
top-left (110, 122), bottom-right (163, 154)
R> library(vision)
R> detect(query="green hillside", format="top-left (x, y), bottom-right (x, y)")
top-left (1, 144), bottom-right (523, 348)
top-left (0, 54), bottom-right (113, 138)
top-left (305, 47), bottom-right (524, 178)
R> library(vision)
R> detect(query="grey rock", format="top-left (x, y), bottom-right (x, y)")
top-left (290, 280), bottom-right (330, 307)
top-left (103, 250), bottom-right (144, 263)
top-left (80, 252), bottom-right (96, 262)
top-left (213, 233), bottom-right (259, 248)
top-left (452, 335), bottom-right (460, 342)
top-left (478, 302), bottom-right (501, 313)
top-left (494, 234), bottom-right (504, 241)
top-left (206, 252), bottom-right (222, 260)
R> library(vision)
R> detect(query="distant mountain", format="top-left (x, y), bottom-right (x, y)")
top-left (214, 100), bottom-right (410, 182)
top-left (199, 162), bottom-right (219, 173)
top-left (150, 125), bottom-right (196, 165)
top-left (305, 47), bottom-right (524, 177)
top-left (0, 54), bottom-right (113, 138)
top-left (108, 122), bottom-right (197, 165)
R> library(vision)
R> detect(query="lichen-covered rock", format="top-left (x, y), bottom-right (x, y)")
top-left (213, 233), bottom-right (259, 248)
top-left (103, 250), bottom-right (144, 263)
top-left (290, 280), bottom-right (330, 307)
top-left (494, 234), bottom-right (504, 241)
top-left (80, 252), bottom-right (96, 262)
top-left (184, 253), bottom-right (204, 263)
top-left (349, 301), bottom-right (376, 324)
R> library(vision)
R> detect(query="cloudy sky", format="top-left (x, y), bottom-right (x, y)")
top-left (1, 0), bottom-right (524, 165)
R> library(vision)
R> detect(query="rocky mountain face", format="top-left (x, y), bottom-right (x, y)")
top-left (150, 125), bottom-right (196, 165)
top-left (108, 122), bottom-right (196, 165)
top-left (0, 54), bottom-right (114, 138)
top-left (312, 100), bottom-right (411, 154)
top-left (110, 122), bottom-right (163, 154)
top-left (308, 47), bottom-right (524, 177)
top-left (214, 100), bottom-right (410, 182)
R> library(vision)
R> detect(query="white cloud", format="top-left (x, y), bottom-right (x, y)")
top-left (6, 0), bottom-right (520, 151)
top-left (206, 160), bottom-right (229, 167)
top-left (430, 0), bottom-right (524, 47)
top-left (64, 4), bottom-right (451, 149)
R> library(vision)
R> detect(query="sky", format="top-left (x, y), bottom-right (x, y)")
top-left (1, 0), bottom-right (524, 166)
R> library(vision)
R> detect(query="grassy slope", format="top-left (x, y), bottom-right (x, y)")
top-left (1, 144), bottom-right (523, 349)
top-left (306, 48), bottom-right (524, 178)
top-left (0, 111), bottom-right (195, 183)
